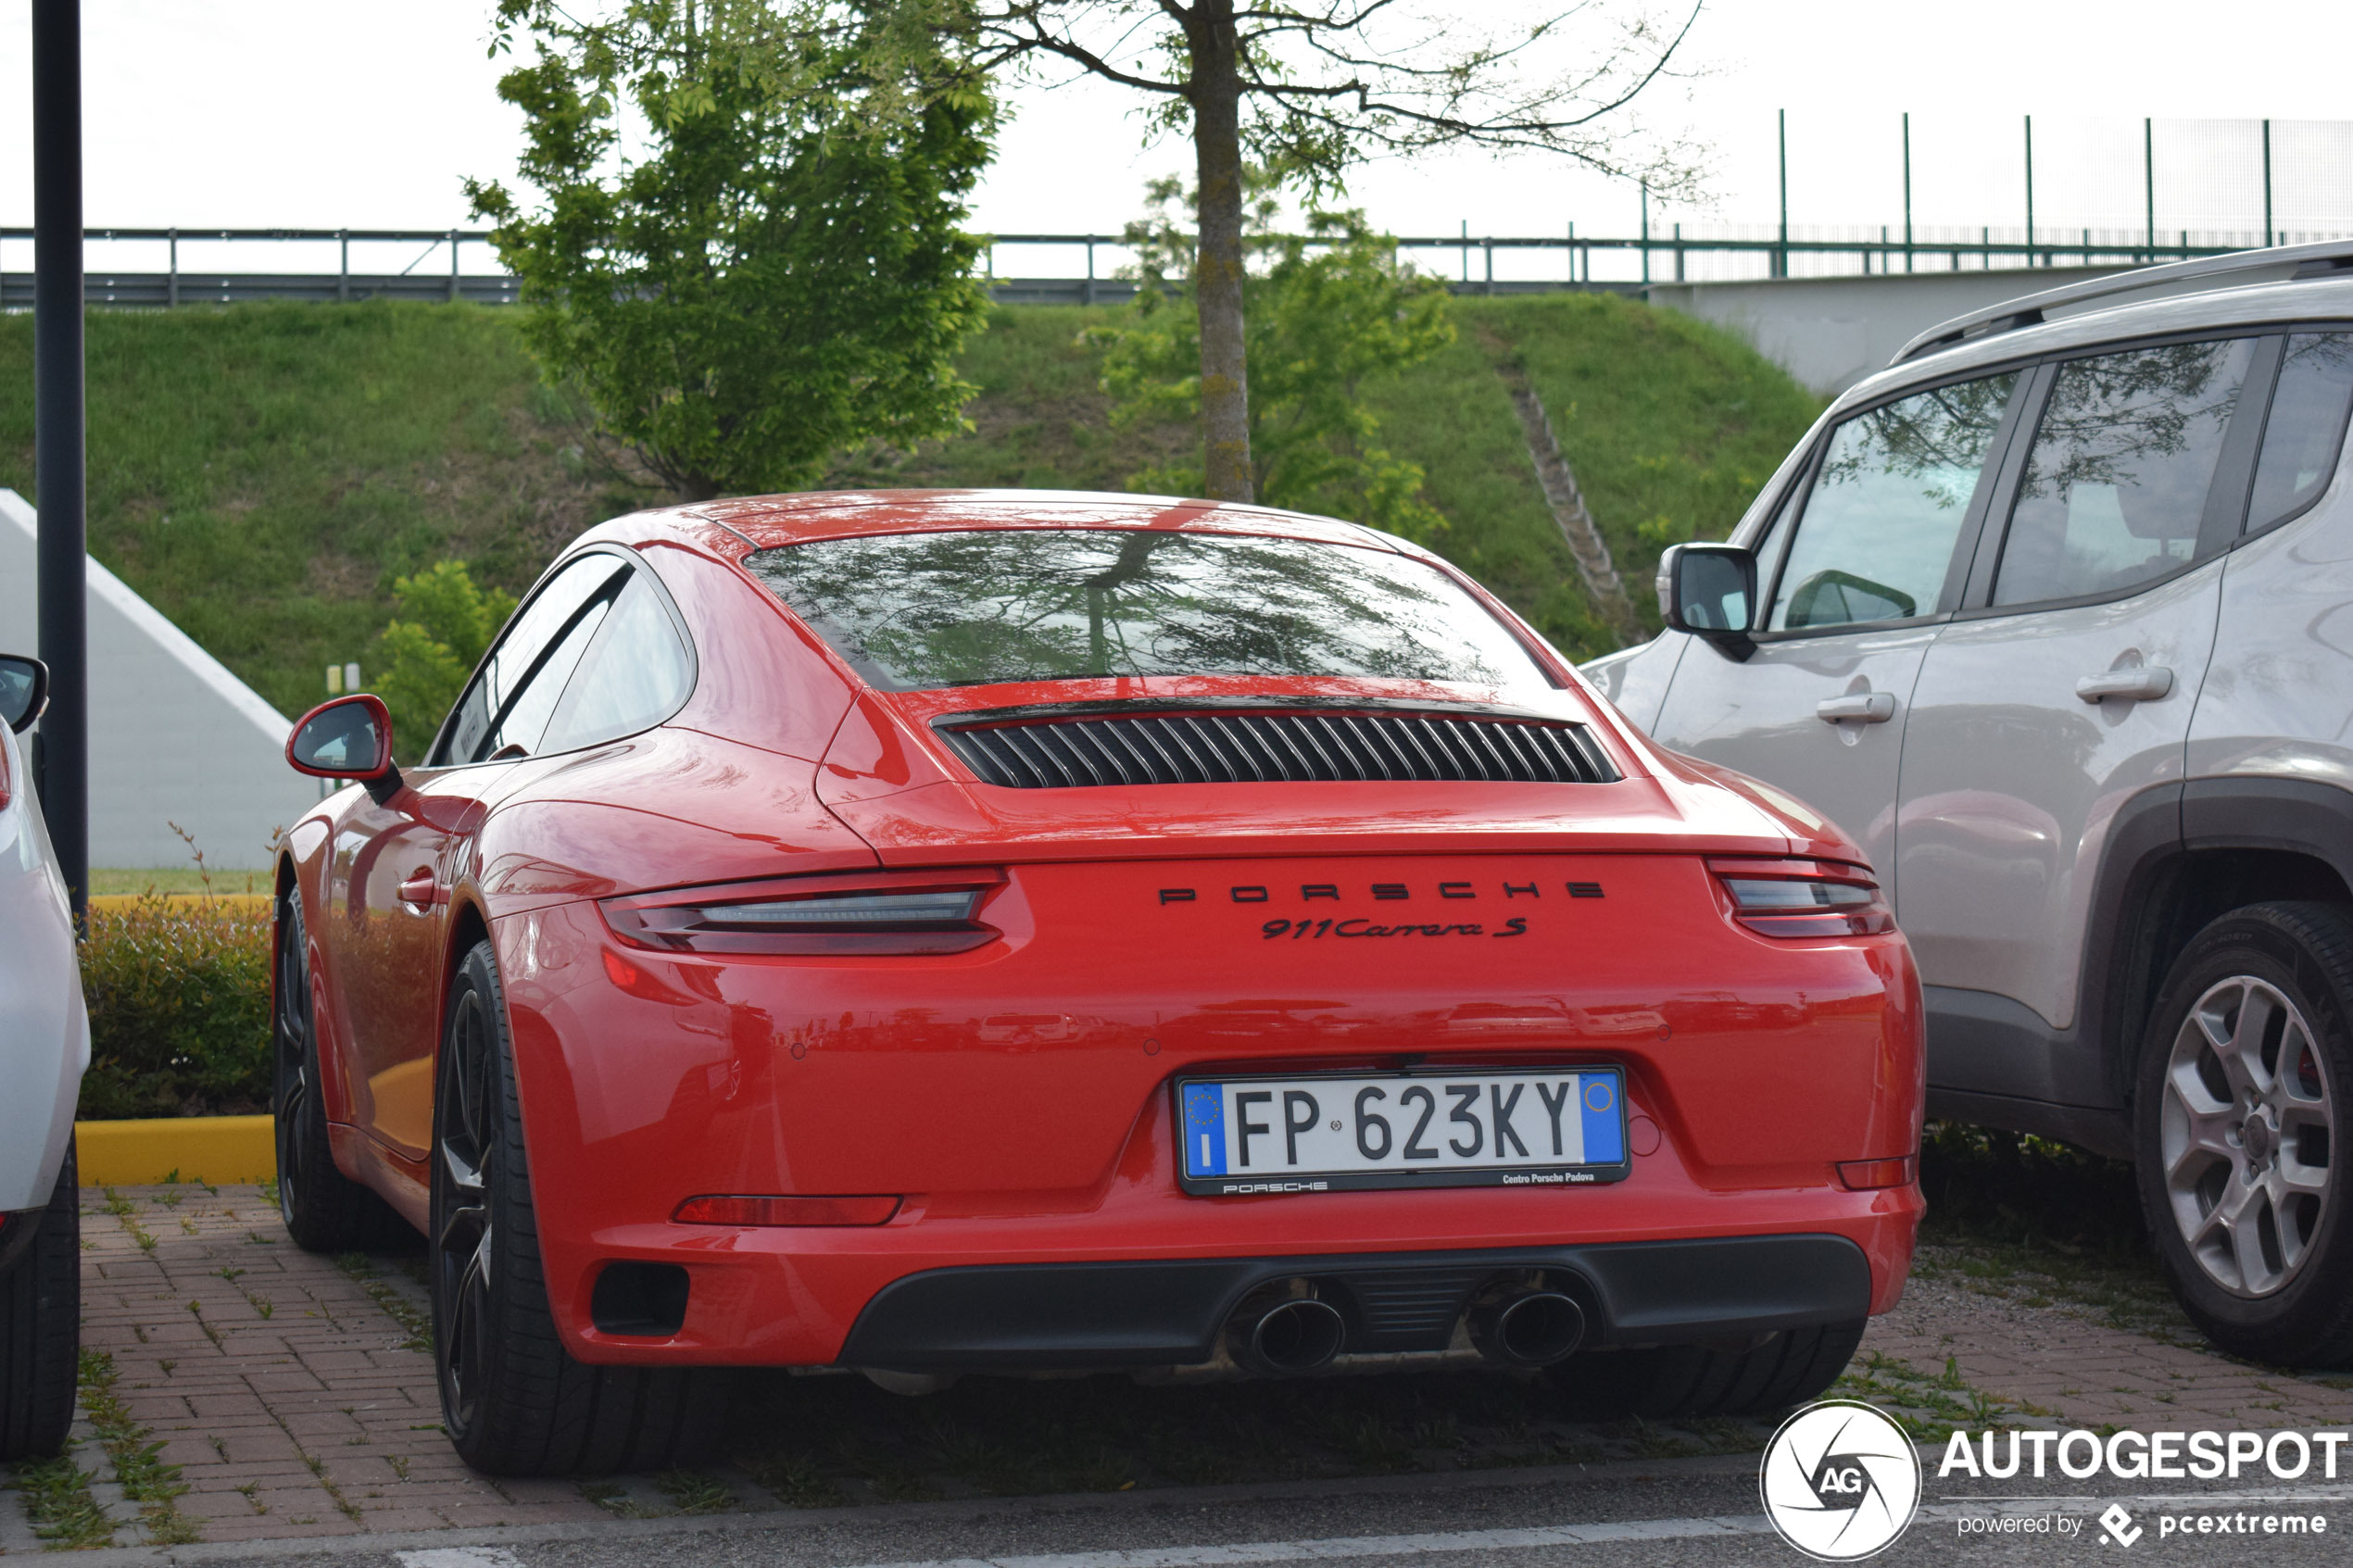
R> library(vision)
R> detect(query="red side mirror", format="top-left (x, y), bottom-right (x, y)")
top-left (287, 694), bottom-right (402, 800)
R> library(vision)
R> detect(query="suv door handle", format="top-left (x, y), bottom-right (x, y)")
top-left (2075, 666), bottom-right (2174, 703)
top-left (1816, 692), bottom-right (1896, 723)
top-left (397, 870), bottom-right (446, 907)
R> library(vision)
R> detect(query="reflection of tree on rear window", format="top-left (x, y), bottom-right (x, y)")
top-left (744, 530), bottom-right (1549, 691)
top-left (1994, 339), bottom-right (2253, 607)
top-left (1769, 373), bottom-right (2018, 632)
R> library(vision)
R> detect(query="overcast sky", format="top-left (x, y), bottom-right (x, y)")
top-left (4, 1), bottom-right (2350, 280)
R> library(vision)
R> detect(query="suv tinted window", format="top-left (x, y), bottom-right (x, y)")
top-left (1993, 338), bottom-right (2256, 607)
top-left (538, 572), bottom-right (694, 754)
top-left (434, 553), bottom-right (632, 765)
top-left (1768, 372), bottom-right (2019, 632)
top-left (2248, 332), bottom-right (2353, 533)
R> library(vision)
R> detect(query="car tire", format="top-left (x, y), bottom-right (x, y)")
top-left (0, 1146), bottom-right (81, 1461)
top-left (274, 888), bottom-right (406, 1252)
top-left (1545, 1320), bottom-right (1866, 1422)
top-left (2133, 901), bottom-right (2353, 1367)
top-left (432, 939), bottom-right (722, 1475)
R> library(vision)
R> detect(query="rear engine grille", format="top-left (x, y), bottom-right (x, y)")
top-left (935, 709), bottom-right (1617, 789)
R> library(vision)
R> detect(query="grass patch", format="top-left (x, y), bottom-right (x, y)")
top-left (1911, 1121), bottom-right (2191, 1336)
top-left (2, 296), bottom-right (1814, 722)
top-left (81, 1348), bottom-right (202, 1545)
top-left (7, 1444), bottom-right (113, 1549)
top-left (334, 1252), bottom-right (434, 1353)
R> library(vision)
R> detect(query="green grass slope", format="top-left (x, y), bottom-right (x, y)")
top-left (0, 294), bottom-right (1818, 717)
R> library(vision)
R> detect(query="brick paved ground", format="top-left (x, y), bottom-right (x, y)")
top-left (7, 1185), bottom-right (2353, 1552)
top-left (1863, 1252), bottom-right (2353, 1430)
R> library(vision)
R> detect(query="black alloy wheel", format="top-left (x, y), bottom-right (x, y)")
top-left (2135, 902), bottom-right (2353, 1366)
top-left (274, 887), bottom-right (401, 1251)
top-left (434, 957), bottom-right (500, 1445)
top-left (429, 939), bottom-right (721, 1475)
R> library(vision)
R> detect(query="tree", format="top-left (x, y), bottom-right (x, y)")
top-left (370, 561), bottom-right (517, 762)
top-left (964, 1), bottom-right (1702, 501)
top-left (471, 2), bottom-right (999, 500)
top-left (1094, 174), bottom-right (1453, 539)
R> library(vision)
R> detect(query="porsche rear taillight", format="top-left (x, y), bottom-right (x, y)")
top-left (600, 870), bottom-right (1004, 956)
top-left (1707, 858), bottom-right (1893, 938)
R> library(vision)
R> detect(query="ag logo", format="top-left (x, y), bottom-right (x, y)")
top-left (1758, 1399), bottom-right (1921, 1561)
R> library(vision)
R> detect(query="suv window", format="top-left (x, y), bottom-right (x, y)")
top-left (537, 571), bottom-right (694, 755)
top-left (434, 553), bottom-right (633, 765)
top-left (1767, 372), bottom-right (2019, 632)
top-left (1992, 338), bottom-right (2256, 607)
top-left (2247, 332), bottom-right (2353, 533)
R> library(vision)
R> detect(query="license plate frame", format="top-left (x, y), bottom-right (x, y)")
top-left (1174, 1066), bottom-right (1631, 1196)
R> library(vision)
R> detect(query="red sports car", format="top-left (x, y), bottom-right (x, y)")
top-left (274, 491), bottom-right (1923, 1475)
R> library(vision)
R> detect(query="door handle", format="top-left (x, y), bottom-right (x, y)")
top-left (1816, 692), bottom-right (1896, 723)
top-left (2075, 666), bottom-right (2174, 703)
top-left (396, 870), bottom-right (446, 907)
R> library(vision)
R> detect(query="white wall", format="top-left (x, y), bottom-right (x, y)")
top-left (1648, 267), bottom-right (2135, 395)
top-left (0, 489), bottom-right (317, 870)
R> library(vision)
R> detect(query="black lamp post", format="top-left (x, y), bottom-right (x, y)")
top-left (31, 0), bottom-right (87, 922)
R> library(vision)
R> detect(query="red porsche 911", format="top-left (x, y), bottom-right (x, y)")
top-left (274, 490), bottom-right (1923, 1475)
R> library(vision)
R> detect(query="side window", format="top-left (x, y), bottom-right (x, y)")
top-left (2247, 332), bottom-right (2353, 533)
top-left (1992, 338), bottom-right (2256, 607)
top-left (536, 572), bottom-right (695, 755)
top-left (1767, 371), bottom-right (2020, 632)
top-left (433, 553), bottom-right (632, 765)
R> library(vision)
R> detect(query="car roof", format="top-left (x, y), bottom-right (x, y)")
top-left (641, 488), bottom-right (1423, 557)
top-left (1839, 270), bottom-right (2353, 412)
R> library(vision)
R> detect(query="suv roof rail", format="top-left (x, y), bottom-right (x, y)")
top-left (1891, 239), bottom-right (2353, 367)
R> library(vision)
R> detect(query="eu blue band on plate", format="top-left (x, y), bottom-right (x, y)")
top-left (1579, 1073), bottom-right (1624, 1163)
top-left (1181, 1083), bottom-right (1227, 1176)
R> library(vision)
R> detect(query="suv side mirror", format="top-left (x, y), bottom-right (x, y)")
top-left (1657, 543), bottom-right (1758, 661)
top-left (287, 694), bottom-right (404, 804)
top-left (0, 655), bottom-right (48, 734)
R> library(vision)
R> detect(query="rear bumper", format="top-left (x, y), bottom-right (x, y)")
top-left (840, 1234), bottom-right (1870, 1372)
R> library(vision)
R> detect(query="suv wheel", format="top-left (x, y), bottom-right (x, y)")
top-left (431, 940), bottom-right (720, 1475)
top-left (274, 889), bottom-right (403, 1251)
top-left (0, 1146), bottom-right (80, 1461)
top-left (2135, 902), bottom-right (2353, 1366)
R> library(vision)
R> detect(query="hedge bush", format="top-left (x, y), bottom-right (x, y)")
top-left (78, 895), bottom-right (273, 1119)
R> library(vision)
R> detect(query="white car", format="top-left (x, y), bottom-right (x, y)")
top-left (0, 653), bottom-right (85, 1461)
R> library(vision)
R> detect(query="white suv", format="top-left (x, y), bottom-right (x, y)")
top-left (1588, 242), bottom-right (2353, 1366)
top-left (0, 653), bottom-right (84, 1461)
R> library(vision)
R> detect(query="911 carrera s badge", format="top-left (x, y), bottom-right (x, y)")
top-left (1154, 878), bottom-right (1599, 938)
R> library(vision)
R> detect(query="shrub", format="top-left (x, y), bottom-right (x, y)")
top-left (78, 895), bottom-right (273, 1120)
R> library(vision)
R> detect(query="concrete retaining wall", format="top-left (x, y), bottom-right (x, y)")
top-left (0, 489), bottom-right (317, 870)
top-left (1648, 267), bottom-right (2135, 395)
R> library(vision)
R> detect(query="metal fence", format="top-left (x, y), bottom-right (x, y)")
top-left (0, 223), bottom-right (2304, 314)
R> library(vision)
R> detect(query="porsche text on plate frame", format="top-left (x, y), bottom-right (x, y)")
top-left (1177, 1068), bottom-right (1629, 1194)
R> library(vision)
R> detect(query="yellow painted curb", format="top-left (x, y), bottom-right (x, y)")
top-left (75, 1115), bottom-right (276, 1185)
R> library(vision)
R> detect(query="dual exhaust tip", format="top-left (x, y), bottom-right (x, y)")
top-left (1226, 1281), bottom-right (1587, 1375)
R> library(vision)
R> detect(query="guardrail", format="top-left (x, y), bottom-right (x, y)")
top-left (0, 224), bottom-right (2301, 312)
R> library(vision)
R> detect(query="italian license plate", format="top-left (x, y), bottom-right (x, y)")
top-left (1176, 1068), bottom-right (1629, 1196)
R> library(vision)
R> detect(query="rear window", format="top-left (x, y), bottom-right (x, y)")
top-left (743, 529), bottom-right (1552, 691)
